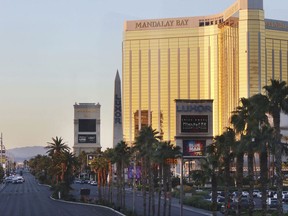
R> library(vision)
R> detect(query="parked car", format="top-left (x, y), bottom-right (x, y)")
top-left (74, 179), bottom-right (84, 184)
top-left (90, 181), bottom-right (97, 186)
top-left (253, 189), bottom-right (262, 198)
top-left (269, 199), bottom-right (278, 209)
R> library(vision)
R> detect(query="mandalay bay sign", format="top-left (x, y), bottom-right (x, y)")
top-left (135, 19), bottom-right (189, 29)
top-left (124, 17), bottom-right (201, 31)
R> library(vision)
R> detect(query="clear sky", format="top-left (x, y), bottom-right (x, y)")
top-left (0, 0), bottom-right (287, 151)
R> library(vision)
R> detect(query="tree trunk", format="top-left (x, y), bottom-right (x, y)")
top-left (122, 161), bottom-right (126, 209)
top-left (236, 152), bottom-right (244, 216)
top-left (168, 167), bottom-right (172, 216)
top-left (247, 150), bottom-right (254, 216)
top-left (224, 157), bottom-right (230, 216)
top-left (211, 172), bottom-right (218, 216)
top-left (143, 158), bottom-right (147, 216)
top-left (260, 150), bottom-right (268, 216)
top-left (157, 164), bottom-right (162, 216)
top-left (116, 163), bottom-right (121, 208)
top-left (163, 165), bottom-right (168, 216)
top-left (273, 110), bottom-right (283, 216)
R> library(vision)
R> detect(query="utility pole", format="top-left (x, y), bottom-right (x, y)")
top-left (0, 133), bottom-right (3, 168)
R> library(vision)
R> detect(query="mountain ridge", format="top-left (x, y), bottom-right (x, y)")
top-left (6, 146), bottom-right (47, 162)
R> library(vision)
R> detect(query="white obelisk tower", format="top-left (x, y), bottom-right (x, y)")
top-left (113, 70), bottom-right (123, 148)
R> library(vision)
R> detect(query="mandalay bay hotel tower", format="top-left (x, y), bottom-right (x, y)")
top-left (122, 0), bottom-right (288, 146)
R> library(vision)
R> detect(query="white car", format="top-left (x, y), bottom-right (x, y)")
top-left (12, 176), bottom-right (24, 184)
top-left (90, 181), bottom-right (97, 186)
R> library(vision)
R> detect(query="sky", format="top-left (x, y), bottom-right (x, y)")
top-left (0, 0), bottom-right (287, 151)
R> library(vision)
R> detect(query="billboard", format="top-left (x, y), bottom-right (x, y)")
top-left (183, 140), bottom-right (205, 157)
top-left (78, 135), bottom-right (96, 143)
top-left (79, 119), bottom-right (96, 132)
top-left (128, 166), bottom-right (141, 180)
top-left (87, 154), bottom-right (96, 165)
top-left (181, 115), bottom-right (208, 133)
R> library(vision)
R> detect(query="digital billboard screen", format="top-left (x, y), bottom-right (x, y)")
top-left (78, 135), bottom-right (96, 143)
top-left (181, 115), bottom-right (208, 133)
top-left (79, 119), bottom-right (96, 132)
top-left (183, 140), bottom-right (205, 157)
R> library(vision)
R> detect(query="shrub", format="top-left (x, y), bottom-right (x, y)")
top-left (51, 182), bottom-right (71, 200)
top-left (183, 195), bottom-right (212, 211)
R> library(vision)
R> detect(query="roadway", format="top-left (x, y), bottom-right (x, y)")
top-left (71, 182), bottom-right (214, 216)
top-left (0, 172), bottom-right (122, 216)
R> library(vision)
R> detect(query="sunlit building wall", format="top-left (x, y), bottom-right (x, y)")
top-left (122, 0), bottom-right (288, 144)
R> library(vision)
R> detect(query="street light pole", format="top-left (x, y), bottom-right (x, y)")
top-left (0, 133), bottom-right (3, 168)
top-left (180, 157), bottom-right (183, 216)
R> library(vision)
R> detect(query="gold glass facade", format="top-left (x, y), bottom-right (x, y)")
top-left (122, 0), bottom-right (288, 145)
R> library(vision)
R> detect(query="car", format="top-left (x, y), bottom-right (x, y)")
top-left (12, 176), bottom-right (24, 184)
top-left (230, 198), bottom-right (255, 210)
top-left (90, 181), bottom-right (97, 186)
top-left (283, 194), bottom-right (288, 203)
top-left (253, 189), bottom-right (262, 198)
top-left (269, 199), bottom-right (278, 209)
top-left (74, 179), bottom-right (84, 184)
top-left (4, 176), bottom-right (13, 183)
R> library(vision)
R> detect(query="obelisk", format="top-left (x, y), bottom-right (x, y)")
top-left (113, 70), bottom-right (123, 148)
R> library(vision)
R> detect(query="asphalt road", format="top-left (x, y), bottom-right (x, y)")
top-left (71, 183), bottom-right (213, 216)
top-left (0, 173), bottom-right (122, 216)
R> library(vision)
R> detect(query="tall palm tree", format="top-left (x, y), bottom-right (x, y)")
top-left (231, 97), bottom-right (263, 216)
top-left (46, 136), bottom-right (70, 156)
top-left (231, 101), bottom-right (248, 216)
top-left (103, 148), bottom-right (115, 205)
top-left (264, 79), bottom-right (288, 216)
top-left (90, 152), bottom-right (109, 201)
top-left (45, 136), bottom-right (70, 183)
top-left (62, 151), bottom-right (78, 184)
top-left (248, 93), bottom-right (272, 216)
top-left (113, 141), bottom-right (131, 209)
top-left (214, 128), bottom-right (235, 216)
top-left (134, 126), bottom-right (161, 216)
top-left (202, 142), bottom-right (222, 216)
top-left (153, 141), bottom-right (181, 216)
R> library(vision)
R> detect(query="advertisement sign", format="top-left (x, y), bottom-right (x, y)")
top-left (128, 166), bottom-right (141, 180)
top-left (79, 119), bottom-right (96, 132)
top-left (183, 140), bottom-right (205, 157)
top-left (181, 115), bottom-right (208, 133)
top-left (78, 135), bottom-right (96, 143)
top-left (87, 154), bottom-right (96, 165)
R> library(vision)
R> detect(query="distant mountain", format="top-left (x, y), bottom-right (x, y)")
top-left (6, 146), bottom-right (47, 162)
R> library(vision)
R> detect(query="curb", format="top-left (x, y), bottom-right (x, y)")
top-left (49, 196), bottom-right (126, 216)
top-left (37, 182), bottom-right (125, 216)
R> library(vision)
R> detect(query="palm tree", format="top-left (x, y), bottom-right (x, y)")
top-left (153, 141), bottom-right (181, 216)
top-left (202, 142), bottom-right (222, 216)
top-left (248, 93), bottom-right (272, 216)
top-left (90, 151), bottom-right (109, 201)
top-left (77, 151), bottom-right (88, 174)
top-left (264, 79), bottom-right (288, 216)
top-left (134, 126), bottom-right (161, 216)
top-left (45, 136), bottom-right (70, 183)
top-left (231, 97), bottom-right (261, 216)
top-left (103, 148), bottom-right (115, 205)
top-left (62, 151), bottom-right (78, 185)
top-left (214, 128), bottom-right (235, 216)
top-left (231, 102), bottom-right (248, 216)
top-left (113, 141), bottom-right (131, 209)
top-left (46, 136), bottom-right (70, 156)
